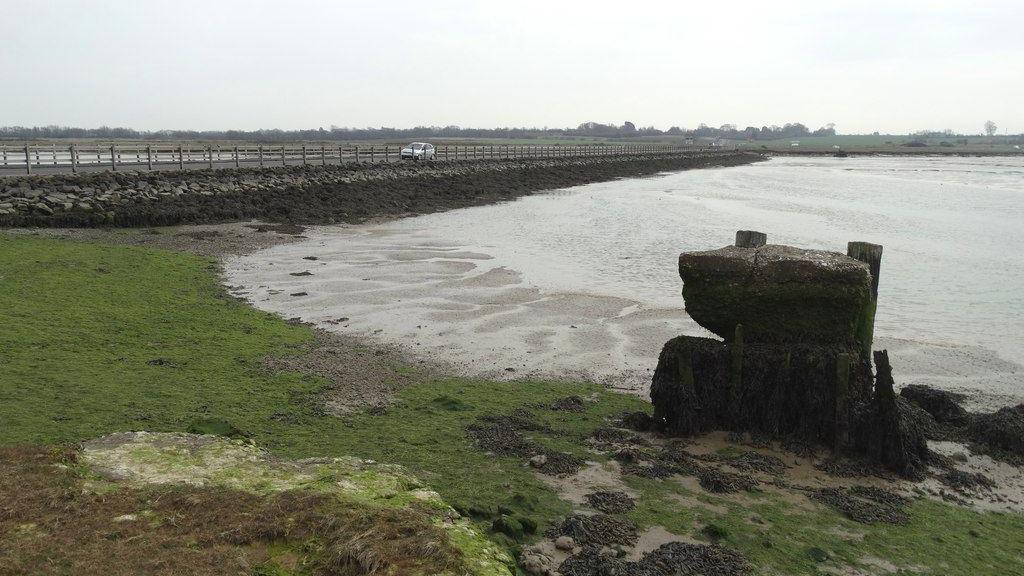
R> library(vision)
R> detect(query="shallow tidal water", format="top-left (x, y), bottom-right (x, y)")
top-left (226, 156), bottom-right (1024, 409)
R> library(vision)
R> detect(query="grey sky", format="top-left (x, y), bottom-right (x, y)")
top-left (2, 0), bottom-right (1021, 134)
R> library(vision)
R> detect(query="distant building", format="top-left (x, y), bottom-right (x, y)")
top-left (790, 141), bottom-right (800, 147)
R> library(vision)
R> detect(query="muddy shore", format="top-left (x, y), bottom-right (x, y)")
top-left (0, 151), bottom-right (760, 228)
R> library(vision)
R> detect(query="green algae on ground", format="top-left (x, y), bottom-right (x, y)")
top-left (4, 235), bottom-right (1024, 575)
top-left (79, 431), bottom-right (514, 576)
top-left (623, 472), bottom-right (1024, 575)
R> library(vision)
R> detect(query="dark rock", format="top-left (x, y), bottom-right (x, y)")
top-left (491, 515), bottom-right (524, 539)
top-left (967, 404), bottom-right (1024, 460)
top-left (899, 384), bottom-right (969, 425)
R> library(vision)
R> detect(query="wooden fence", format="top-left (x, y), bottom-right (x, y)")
top-left (0, 142), bottom-right (715, 174)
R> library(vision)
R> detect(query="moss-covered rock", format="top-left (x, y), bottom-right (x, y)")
top-left (678, 244), bottom-right (873, 345)
top-left (80, 432), bottom-right (514, 576)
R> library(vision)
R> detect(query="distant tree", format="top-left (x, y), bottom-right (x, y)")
top-left (984, 120), bottom-right (997, 136)
top-left (621, 121), bottom-right (637, 134)
top-left (811, 123), bottom-right (836, 137)
top-left (666, 126), bottom-right (683, 135)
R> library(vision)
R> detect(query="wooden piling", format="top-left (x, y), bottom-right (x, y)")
top-left (873, 350), bottom-right (896, 408)
top-left (847, 242), bottom-right (883, 298)
top-left (848, 241), bottom-right (883, 361)
top-left (735, 230), bottom-right (767, 248)
top-left (834, 352), bottom-right (851, 453)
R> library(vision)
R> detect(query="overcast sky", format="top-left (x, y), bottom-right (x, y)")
top-left (2, 0), bottom-right (1021, 134)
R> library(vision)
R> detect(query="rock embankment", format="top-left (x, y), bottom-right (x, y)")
top-left (0, 152), bottom-right (761, 228)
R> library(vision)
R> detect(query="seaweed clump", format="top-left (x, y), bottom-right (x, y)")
top-left (558, 542), bottom-right (750, 576)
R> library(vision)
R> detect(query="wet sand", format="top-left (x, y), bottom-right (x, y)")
top-left (224, 224), bottom-right (1023, 410)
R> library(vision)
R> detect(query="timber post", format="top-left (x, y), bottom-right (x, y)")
top-left (834, 352), bottom-right (851, 453)
top-left (847, 241), bottom-right (883, 362)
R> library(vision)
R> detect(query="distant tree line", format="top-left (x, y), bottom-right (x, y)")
top-left (0, 121), bottom-right (840, 142)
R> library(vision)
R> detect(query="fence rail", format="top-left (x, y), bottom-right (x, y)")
top-left (0, 143), bottom-right (719, 175)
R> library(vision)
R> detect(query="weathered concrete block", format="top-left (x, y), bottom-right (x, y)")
top-left (650, 337), bottom-right (929, 477)
top-left (650, 335), bottom-right (871, 440)
top-left (678, 244), bottom-right (873, 344)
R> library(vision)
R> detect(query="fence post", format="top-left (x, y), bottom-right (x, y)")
top-left (281, 146), bottom-right (286, 166)
top-left (355, 145), bottom-right (360, 163)
top-left (70, 144), bottom-right (78, 173)
top-left (178, 145), bottom-right (184, 169)
top-left (301, 145), bottom-right (307, 165)
top-left (258, 145), bottom-right (264, 167)
top-left (370, 146), bottom-right (375, 163)
top-left (234, 146), bottom-right (240, 168)
top-left (24, 145), bottom-right (31, 174)
top-left (321, 145), bottom-right (326, 166)
top-left (110, 145), bottom-right (117, 171)
top-left (208, 146), bottom-right (214, 169)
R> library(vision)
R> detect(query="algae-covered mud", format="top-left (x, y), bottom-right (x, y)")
top-left (226, 156), bottom-right (1024, 409)
top-left (80, 432), bottom-right (513, 576)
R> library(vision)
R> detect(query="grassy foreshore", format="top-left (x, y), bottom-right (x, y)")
top-left (2, 232), bottom-right (1023, 575)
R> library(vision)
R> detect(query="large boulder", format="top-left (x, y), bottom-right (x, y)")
top-left (679, 244), bottom-right (874, 345)
top-left (899, 384), bottom-right (969, 425)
